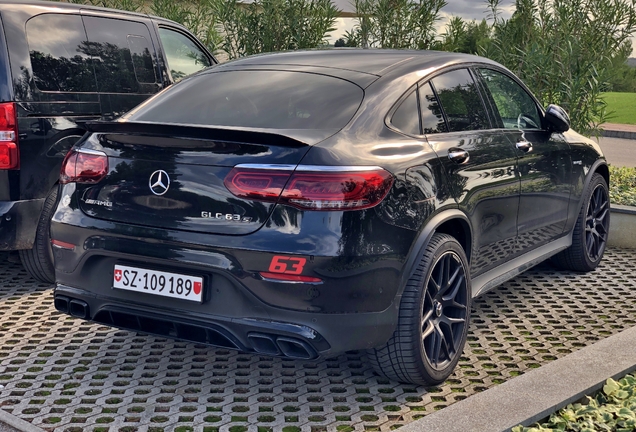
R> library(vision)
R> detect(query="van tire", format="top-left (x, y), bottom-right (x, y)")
top-left (20, 186), bottom-right (58, 283)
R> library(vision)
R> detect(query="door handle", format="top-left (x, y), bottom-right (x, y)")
top-left (448, 148), bottom-right (469, 164)
top-left (516, 141), bottom-right (533, 153)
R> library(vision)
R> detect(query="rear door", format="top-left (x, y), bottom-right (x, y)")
top-left (81, 14), bottom-right (161, 119)
top-left (476, 67), bottom-right (572, 253)
top-left (422, 68), bottom-right (520, 277)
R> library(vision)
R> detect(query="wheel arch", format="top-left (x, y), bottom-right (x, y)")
top-left (399, 209), bottom-right (473, 295)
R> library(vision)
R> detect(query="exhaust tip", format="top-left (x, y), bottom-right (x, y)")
top-left (68, 299), bottom-right (89, 319)
top-left (276, 337), bottom-right (315, 359)
top-left (54, 295), bottom-right (70, 314)
top-left (248, 333), bottom-right (281, 356)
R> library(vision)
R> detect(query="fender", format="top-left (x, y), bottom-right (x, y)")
top-left (576, 159), bottom-right (609, 216)
top-left (398, 208), bottom-right (472, 297)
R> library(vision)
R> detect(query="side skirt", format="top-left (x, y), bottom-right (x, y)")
top-left (471, 233), bottom-right (572, 298)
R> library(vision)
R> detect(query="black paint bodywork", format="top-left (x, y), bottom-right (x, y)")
top-left (0, 0), bottom-right (215, 250)
top-left (51, 50), bottom-right (608, 359)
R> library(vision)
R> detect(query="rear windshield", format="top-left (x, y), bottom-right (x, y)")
top-left (123, 70), bottom-right (364, 130)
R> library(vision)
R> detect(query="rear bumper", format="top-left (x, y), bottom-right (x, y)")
top-left (0, 199), bottom-right (44, 250)
top-left (54, 283), bottom-right (399, 359)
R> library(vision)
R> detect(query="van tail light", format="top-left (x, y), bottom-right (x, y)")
top-left (0, 102), bottom-right (19, 170)
top-left (60, 149), bottom-right (109, 184)
top-left (224, 165), bottom-right (394, 211)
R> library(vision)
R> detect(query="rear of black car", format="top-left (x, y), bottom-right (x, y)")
top-left (51, 69), bottom-right (404, 359)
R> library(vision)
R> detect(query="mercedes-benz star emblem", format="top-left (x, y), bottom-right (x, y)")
top-left (149, 170), bottom-right (170, 196)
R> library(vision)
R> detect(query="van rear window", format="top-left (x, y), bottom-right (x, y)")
top-left (26, 14), bottom-right (97, 92)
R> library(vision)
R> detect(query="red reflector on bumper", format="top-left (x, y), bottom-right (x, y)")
top-left (259, 272), bottom-right (322, 283)
top-left (51, 239), bottom-right (76, 250)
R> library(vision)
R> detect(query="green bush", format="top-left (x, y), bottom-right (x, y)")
top-left (484, 0), bottom-right (636, 136)
top-left (343, 0), bottom-right (446, 49)
top-left (210, 0), bottom-right (339, 60)
top-left (609, 166), bottom-right (636, 207)
top-left (513, 374), bottom-right (636, 432)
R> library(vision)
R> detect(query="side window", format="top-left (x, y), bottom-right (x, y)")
top-left (158, 28), bottom-right (211, 82)
top-left (26, 14), bottom-right (97, 92)
top-left (477, 68), bottom-right (541, 130)
top-left (419, 82), bottom-right (447, 134)
top-left (127, 35), bottom-right (157, 84)
top-left (391, 89), bottom-right (420, 135)
top-left (83, 16), bottom-right (157, 94)
top-left (431, 69), bottom-right (490, 132)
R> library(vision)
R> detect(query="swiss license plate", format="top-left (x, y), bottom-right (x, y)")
top-left (113, 264), bottom-right (203, 302)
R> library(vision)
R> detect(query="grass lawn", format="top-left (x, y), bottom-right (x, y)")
top-left (602, 92), bottom-right (636, 124)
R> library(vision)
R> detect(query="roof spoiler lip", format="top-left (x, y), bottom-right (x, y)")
top-left (84, 120), bottom-right (337, 147)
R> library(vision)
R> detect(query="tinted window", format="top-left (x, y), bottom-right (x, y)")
top-left (83, 16), bottom-right (156, 93)
top-left (159, 28), bottom-right (210, 82)
top-left (431, 69), bottom-right (490, 132)
top-left (391, 90), bottom-right (420, 135)
top-left (124, 71), bottom-right (363, 130)
top-left (127, 35), bottom-right (157, 84)
top-left (478, 69), bottom-right (541, 130)
top-left (419, 82), bottom-right (447, 134)
top-left (26, 14), bottom-right (96, 92)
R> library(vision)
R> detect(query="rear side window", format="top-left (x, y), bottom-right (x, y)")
top-left (83, 16), bottom-right (157, 93)
top-left (419, 82), bottom-right (447, 134)
top-left (391, 89), bottom-right (420, 135)
top-left (26, 14), bottom-right (97, 92)
top-left (159, 28), bottom-right (210, 82)
top-left (123, 70), bottom-right (363, 130)
top-left (431, 69), bottom-right (490, 132)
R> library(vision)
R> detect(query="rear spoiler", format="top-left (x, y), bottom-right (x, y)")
top-left (85, 121), bottom-right (337, 147)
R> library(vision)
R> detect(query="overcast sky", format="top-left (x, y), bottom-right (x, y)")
top-left (328, 0), bottom-right (636, 57)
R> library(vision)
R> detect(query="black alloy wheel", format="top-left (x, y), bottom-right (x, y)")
top-left (552, 173), bottom-right (610, 272)
top-left (368, 233), bottom-right (471, 385)
top-left (422, 251), bottom-right (469, 371)
top-left (585, 183), bottom-right (609, 262)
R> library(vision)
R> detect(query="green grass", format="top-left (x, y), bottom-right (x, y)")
top-left (602, 92), bottom-right (636, 124)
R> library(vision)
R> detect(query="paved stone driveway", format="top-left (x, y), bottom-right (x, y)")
top-left (0, 248), bottom-right (635, 432)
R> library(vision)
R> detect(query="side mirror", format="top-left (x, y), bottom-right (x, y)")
top-left (545, 104), bottom-right (570, 132)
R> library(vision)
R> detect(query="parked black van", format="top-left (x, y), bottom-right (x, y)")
top-left (0, 0), bottom-right (216, 282)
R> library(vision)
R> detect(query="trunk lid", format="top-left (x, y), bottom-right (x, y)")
top-left (75, 122), bottom-right (326, 235)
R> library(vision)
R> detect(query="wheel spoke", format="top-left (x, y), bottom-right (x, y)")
top-left (431, 327), bottom-right (442, 367)
top-left (422, 321), bottom-right (434, 339)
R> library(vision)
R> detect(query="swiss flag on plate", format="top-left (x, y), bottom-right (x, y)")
top-left (114, 269), bottom-right (122, 282)
top-left (193, 281), bottom-right (202, 295)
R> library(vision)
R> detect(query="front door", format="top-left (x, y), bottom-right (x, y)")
top-left (476, 68), bottom-right (572, 254)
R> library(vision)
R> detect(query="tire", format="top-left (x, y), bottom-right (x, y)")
top-left (19, 186), bottom-right (58, 283)
top-left (552, 173), bottom-right (609, 272)
top-left (368, 233), bottom-right (471, 385)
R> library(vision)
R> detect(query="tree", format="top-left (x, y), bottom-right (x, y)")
top-left (485, 0), bottom-right (636, 135)
top-left (344, 0), bottom-right (447, 49)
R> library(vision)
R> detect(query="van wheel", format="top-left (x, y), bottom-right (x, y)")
top-left (367, 233), bottom-right (471, 385)
top-left (552, 173), bottom-right (609, 272)
top-left (20, 186), bottom-right (58, 284)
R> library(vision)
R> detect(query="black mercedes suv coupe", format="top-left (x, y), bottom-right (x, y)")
top-left (50, 50), bottom-right (610, 385)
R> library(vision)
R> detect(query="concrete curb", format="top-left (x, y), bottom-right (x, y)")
top-left (0, 410), bottom-right (45, 432)
top-left (602, 129), bottom-right (636, 140)
top-left (399, 325), bottom-right (636, 432)
top-left (609, 205), bottom-right (636, 249)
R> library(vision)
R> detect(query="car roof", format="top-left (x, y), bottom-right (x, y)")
top-left (0, 0), bottom-right (172, 24)
top-left (219, 49), bottom-right (490, 77)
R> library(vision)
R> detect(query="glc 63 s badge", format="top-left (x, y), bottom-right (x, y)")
top-left (201, 212), bottom-right (253, 222)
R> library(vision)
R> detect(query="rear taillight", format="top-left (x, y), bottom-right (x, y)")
top-left (0, 102), bottom-right (19, 170)
top-left (60, 149), bottom-right (109, 184)
top-left (224, 165), bottom-right (394, 211)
